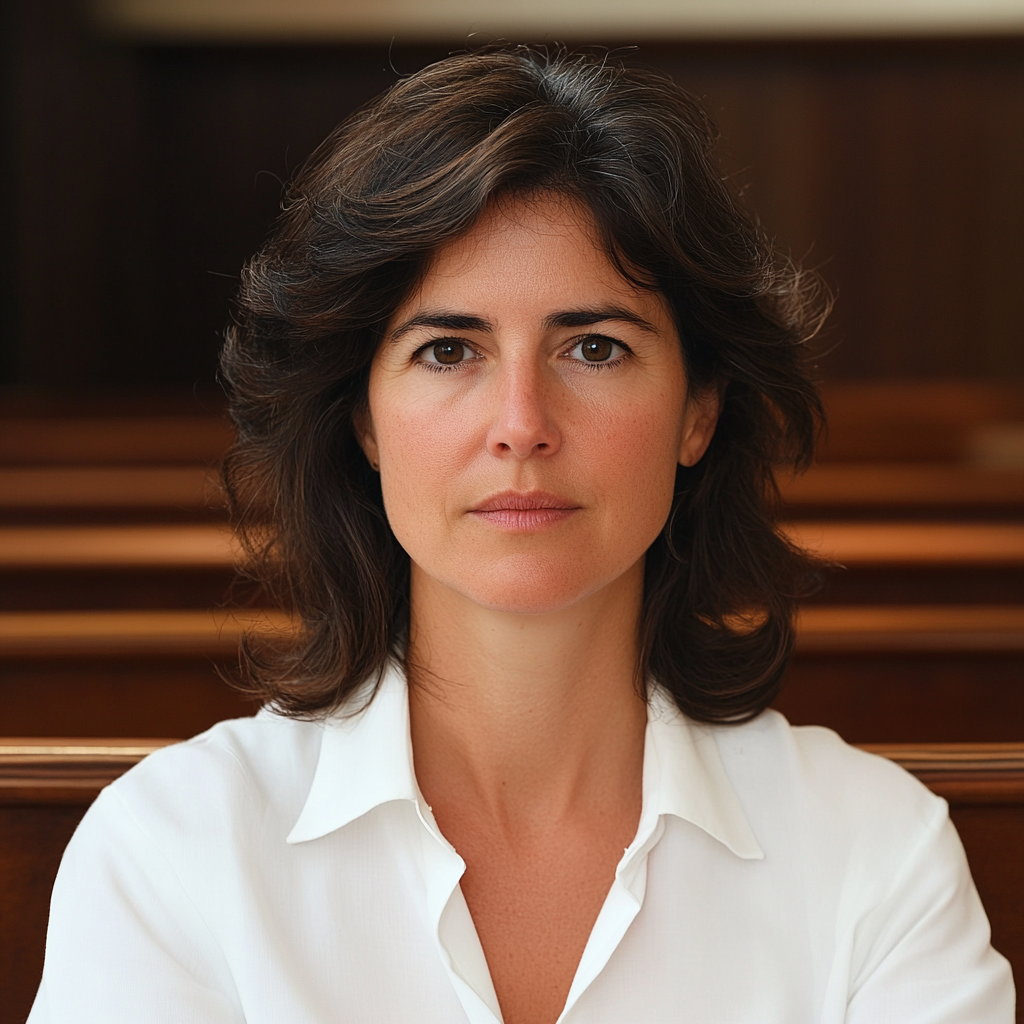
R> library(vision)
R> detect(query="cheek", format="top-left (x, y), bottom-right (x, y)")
top-left (373, 395), bottom-right (477, 546)
top-left (596, 414), bottom-right (679, 538)
top-left (580, 382), bottom-right (685, 527)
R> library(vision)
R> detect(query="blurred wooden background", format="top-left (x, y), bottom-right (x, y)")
top-left (2, 2), bottom-right (1023, 1021)
top-left (4, 1), bottom-right (1024, 387)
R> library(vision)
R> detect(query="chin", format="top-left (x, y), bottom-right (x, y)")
top-left (455, 554), bottom-right (620, 616)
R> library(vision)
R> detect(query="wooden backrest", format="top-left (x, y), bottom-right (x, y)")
top-left (0, 606), bottom-right (1019, 740)
top-left (864, 743), bottom-right (1024, 1006)
top-left (0, 418), bottom-right (232, 466)
top-left (1, 463), bottom-right (1020, 521)
top-left (1, 740), bottom-right (1022, 1024)
top-left (778, 463), bottom-right (1024, 517)
top-left (2, 521), bottom-right (1022, 571)
top-left (817, 381), bottom-right (1024, 463)
top-left (0, 740), bottom-right (176, 1024)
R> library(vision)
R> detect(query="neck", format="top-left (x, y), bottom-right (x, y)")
top-left (406, 561), bottom-right (647, 833)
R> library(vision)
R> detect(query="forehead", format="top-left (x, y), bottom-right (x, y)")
top-left (392, 193), bottom-right (664, 322)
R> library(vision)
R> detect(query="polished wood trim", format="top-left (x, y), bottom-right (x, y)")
top-left (0, 609), bottom-right (295, 658)
top-left (784, 521), bottom-right (1024, 565)
top-left (859, 743), bottom-right (1024, 803)
top-left (780, 464), bottom-right (1024, 507)
top-left (795, 604), bottom-right (1024, 653)
top-left (0, 739), bottom-right (176, 758)
top-left (0, 525), bottom-right (238, 567)
top-left (0, 738), bottom-right (178, 805)
top-left (2, 605), bottom-right (1021, 658)
top-left (2, 521), bottom-right (1022, 570)
top-left (1, 385), bottom-right (1021, 467)
top-left (0, 467), bottom-right (221, 509)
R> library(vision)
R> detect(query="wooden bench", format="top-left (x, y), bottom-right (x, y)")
top-left (785, 605), bottom-right (1024, 742)
top-left (0, 524), bottom-right (237, 567)
top-left (3, 521), bottom-right (1020, 608)
top-left (0, 605), bottom-right (1021, 739)
top-left (0, 417), bottom-right (232, 466)
top-left (0, 466), bottom-right (224, 525)
top-left (2, 739), bottom-right (1021, 1024)
top-left (795, 605), bottom-right (1024, 653)
top-left (2, 604), bottom-right (1018, 656)
top-left (0, 525), bottom-right (242, 612)
top-left (4, 521), bottom-right (1019, 571)
top-left (2, 461), bottom-right (1021, 525)
top-left (0, 611), bottom-right (287, 737)
top-left (816, 381), bottom-right (1024, 463)
top-left (779, 463), bottom-right (1024, 519)
top-left (0, 463), bottom-right (1019, 526)
top-left (0, 609), bottom-right (293, 657)
top-left (786, 521), bottom-right (1024, 565)
top-left (0, 740), bottom-right (176, 1024)
top-left (788, 521), bottom-right (1024, 604)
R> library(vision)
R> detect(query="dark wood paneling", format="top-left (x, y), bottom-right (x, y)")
top-left (811, 564), bottom-right (1024, 605)
top-left (5, 6), bottom-right (1024, 387)
top-left (8, 0), bottom-right (153, 386)
top-left (0, 804), bottom-right (85, 1024)
top-left (4, 652), bottom-right (1020, 743)
top-left (649, 40), bottom-right (1024, 381)
top-left (0, 566), bottom-right (243, 611)
top-left (0, 660), bottom-right (257, 737)
top-left (777, 653), bottom-right (1024, 742)
top-left (952, 802), bottom-right (1024, 988)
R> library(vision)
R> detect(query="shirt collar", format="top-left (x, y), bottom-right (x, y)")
top-left (287, 663), bottom-right (418, 844)
top-left (644, 688), bottom-right (764, 860)
top-left (287, 663), bottom-right (763, 860)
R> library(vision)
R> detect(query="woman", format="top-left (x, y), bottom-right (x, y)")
top-left (30, 45), bottom-right (1012, 1023)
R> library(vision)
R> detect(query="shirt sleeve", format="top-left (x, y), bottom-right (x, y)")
top-left (27, 786), bottom-right (245, 1024)
top-left (845, 800), bottom-right (1015, 1024)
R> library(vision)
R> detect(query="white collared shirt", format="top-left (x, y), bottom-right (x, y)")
top-left (30, 665), bottom-right (1013, 1023)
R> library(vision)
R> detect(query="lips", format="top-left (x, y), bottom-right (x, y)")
top-left (469, 490), bottom-right (581, 530)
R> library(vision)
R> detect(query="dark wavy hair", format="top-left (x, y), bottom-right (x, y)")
top-left (220, 43), bottom-right (827, 723)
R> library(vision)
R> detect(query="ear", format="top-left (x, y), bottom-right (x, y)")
top-left (678, 386), bottom-right (721, 467)
top-left (352, 405), bottom-right (381, 472)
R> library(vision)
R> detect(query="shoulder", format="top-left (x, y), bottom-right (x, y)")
top-left (97, 711), bottom-right (325, 851)
top-left (711, 708), bottom-right (941, 816)
top-left (709, 710), bottom-right (947, 865)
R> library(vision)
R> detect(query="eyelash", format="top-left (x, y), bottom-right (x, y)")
top-left (413, 334), bottom-right (633, 373)
top-left (414, 338), bottom-right (479, 374)
top-left (566, 334), bottom-right (631, 371)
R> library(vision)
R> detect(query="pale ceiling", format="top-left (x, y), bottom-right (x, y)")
top-left (91, 0), bottom-right (1024, 42)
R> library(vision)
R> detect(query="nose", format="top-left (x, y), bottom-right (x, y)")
top-left (486, 360), bottom-right (561, 459)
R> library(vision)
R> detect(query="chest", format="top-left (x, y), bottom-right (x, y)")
top-left (454, 830), bottom-right (627, 1024)
top-left (202, 812), bottom-right (838, 1024)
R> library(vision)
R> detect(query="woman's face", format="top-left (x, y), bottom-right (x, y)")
top-left (360, 194), bottom-right (718, 615)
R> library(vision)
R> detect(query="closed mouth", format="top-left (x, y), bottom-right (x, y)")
top-left (471, 490), bottom-right (580, 513)
top-left (469, 491), bottom-right (581, 529)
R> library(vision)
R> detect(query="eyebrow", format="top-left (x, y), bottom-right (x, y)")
top-left (388, 306), bottom-right (658, 341)
top-left (388, 312), bottom-right (493, 341)
top-left (543, 307), bottom-right (658, 333)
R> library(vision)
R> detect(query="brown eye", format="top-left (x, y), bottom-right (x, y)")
top-left (432, 341), bottom-right (466, 365)
top-left (578, 337), bottom-right (615, 362)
